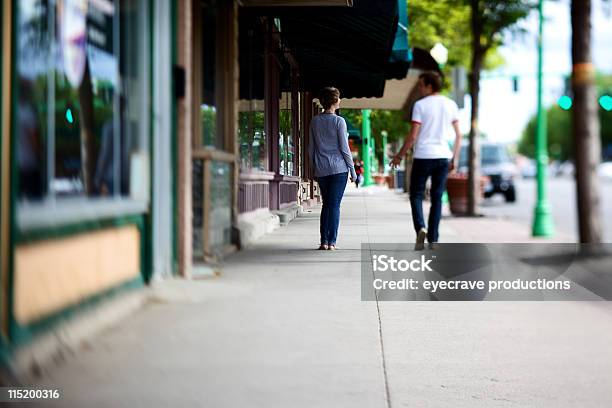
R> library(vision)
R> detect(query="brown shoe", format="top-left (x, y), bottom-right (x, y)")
top-left (327, 245), bottom-right (337, 251)
top-left (415, 228), bottom-right (427, 251)
top-left (318, 244), bottom-right (329, 250)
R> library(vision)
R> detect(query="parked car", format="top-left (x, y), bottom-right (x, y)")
top-left (599, 162), bottom-right (612, 180)
top-left (555, 161), bottom-right (575, 177)
top-left (458, 142), bottom-right (518, 202)
top-left (520, 159), bottom-right (537, 179)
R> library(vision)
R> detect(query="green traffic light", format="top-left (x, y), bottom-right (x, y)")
top-left (558, 95), bottom-right (572, 110)
top-left (65, 108), bottom-right (74, 124)
top-left (600, 95), bottom-right (612, 112)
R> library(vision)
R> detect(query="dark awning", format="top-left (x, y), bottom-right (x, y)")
top-left (239, 0), bottom-right (406, 99)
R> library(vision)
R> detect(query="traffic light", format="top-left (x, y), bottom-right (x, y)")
top-left (600, 95), bottom-right (612, 111)
top-left (558, 95), bottom-right (572, 110)
top-left (65, 107), bottom-right (75, 124)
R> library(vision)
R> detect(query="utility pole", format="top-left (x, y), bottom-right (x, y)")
top-left (532, 0), bottom-right (555, 237)
top-left (361, 109), bottom-right (373, 186)
top-left (571, 0), bottom-right (602, 242)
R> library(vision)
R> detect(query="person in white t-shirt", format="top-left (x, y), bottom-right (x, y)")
top-left (391, 72), bottom-right (462, 250)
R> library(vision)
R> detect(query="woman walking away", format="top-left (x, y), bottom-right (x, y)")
top-left (309, 87), bottom-right (357, 251)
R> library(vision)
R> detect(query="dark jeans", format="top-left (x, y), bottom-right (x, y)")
top-left (318, 172), bottom-right (348, 245)
top-left (409, 158), bottom-right (450, 243)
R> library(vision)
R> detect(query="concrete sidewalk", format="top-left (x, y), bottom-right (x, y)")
top-left (33, 186), bottom-right (612, 407)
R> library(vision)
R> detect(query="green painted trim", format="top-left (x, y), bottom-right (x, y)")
top-left (143, 0), bottom-right (154, 283)
top-left (8, 0), bottom-right (19, 345)
top-left (171, 0), bottom-right (178, 275)
top-left (15, 214), bottom-right (144, 244)
top-left (8, 277), bottom-right (143, 347)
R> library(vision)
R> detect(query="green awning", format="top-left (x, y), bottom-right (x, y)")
top-left (386, 0), bottom-right (411, 79)
top-left (239, 1), bottom-right (404, 99)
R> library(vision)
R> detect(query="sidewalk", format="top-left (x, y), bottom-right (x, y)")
top-left (33, 186), bottom-right (612, 407)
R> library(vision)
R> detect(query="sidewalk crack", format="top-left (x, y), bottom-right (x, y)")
top-left (363, 190), bottom-right (392, 408)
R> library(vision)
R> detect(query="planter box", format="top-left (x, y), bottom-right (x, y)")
top-left (386, 175), bottom-right (394, 189)
top-left (446, 175), bottom-right (488, 215)
top-left (373, 174), bottom-right (386, 185)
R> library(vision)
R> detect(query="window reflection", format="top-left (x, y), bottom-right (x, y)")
top-left (239, 107), bottom-right (266, 171)
top-left (201, 1), bottom-right (222, 149)
top-left (17, 0), bottom-right (50, 200)
top-left (279, 92), bottom-right (293, 176)
top-left (16, 0), bottom-right (149, 202)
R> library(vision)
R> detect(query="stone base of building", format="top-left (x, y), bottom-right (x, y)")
top-left (237, 209), bottom-right (281, 249)
top-left (274, 204), bottom-right (303, 226)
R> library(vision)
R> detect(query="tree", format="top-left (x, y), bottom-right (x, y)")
top-left (519, 106), bottom-right (572, 161)
top-left (408, 0), bottom-right (472, 71)
top-left (466, 1), bottom-right (534, 215)
top-left (408, 0), bottom-right (507, 88)
top-left (571, 0), bottom-right (602, 243)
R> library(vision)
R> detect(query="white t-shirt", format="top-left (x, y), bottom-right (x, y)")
top-left (411, 94), bottom-right (459, 159)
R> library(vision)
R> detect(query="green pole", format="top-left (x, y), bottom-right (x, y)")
top-left (370, 135), bottom-right (376, 175)
top-left (532, 0), bottom-right (554, 237)
top-left (361, 109), bottom-right (374, 186)
top-left (381, 131), bottom-right (388, 175)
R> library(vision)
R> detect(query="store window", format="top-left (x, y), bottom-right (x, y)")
top-left (238, 103), bottom-right (266, 171)
top-left (238, 19), bottom-right (265, 172)
top-left (16, 0), bottom-right (150, 210)
top-left (279, 92), bottom-right (294, 176)
top-left (200, 0), bottom-right (224, 150)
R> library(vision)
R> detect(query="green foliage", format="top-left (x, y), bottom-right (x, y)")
top-left (201, 106), bottom-right (217, 147)
top-left (238, 111), bottom-right (266, 170)
top-left (341, 109), bottom-right (410, 161)
top-left (519, 74), bottom-right (612, 161)
top-left (471, 1), bottom-right (535, 53)
top-left (407, 0), bottom-right (514, 87)
top-left (519, 106), bottom-right (572, 161)
top-left (408, 0), bottom-right (472, 69)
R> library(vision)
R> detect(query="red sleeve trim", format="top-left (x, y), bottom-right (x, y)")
top-left (451, 119), bottom-right (459, 124)
top-left (411, 120), bottom-right (422, 125)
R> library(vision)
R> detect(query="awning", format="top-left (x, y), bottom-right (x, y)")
top-left (239, 0), bottom-right (408, 99)
top-left (386, 0), bottom-right (411, 80)
top-left (341, 47), bottom-right (442, 111)
top-left (240, 0), bottom-right (353, 6)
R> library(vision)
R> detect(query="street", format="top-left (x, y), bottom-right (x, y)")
top-left (481, 176), bottom-right (612, 242)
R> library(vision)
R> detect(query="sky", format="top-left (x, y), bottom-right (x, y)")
top-left (456, 0), bottom-right (612, 143)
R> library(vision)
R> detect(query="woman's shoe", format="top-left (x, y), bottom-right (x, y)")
top-left (318, 244), bottom-right (329, 250)
top-left (327, 245), bottom-right (337, 251)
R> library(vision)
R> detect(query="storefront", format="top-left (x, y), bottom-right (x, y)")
top-left (1, 0), bottom-right (410, 357)
top-left (1, 0), bottom-right (174, 349)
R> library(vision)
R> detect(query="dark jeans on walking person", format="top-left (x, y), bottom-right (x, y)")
top-left (409, 158), bottom-right (449, 243)
top-left (318, 172), bottom-right (348, 246)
